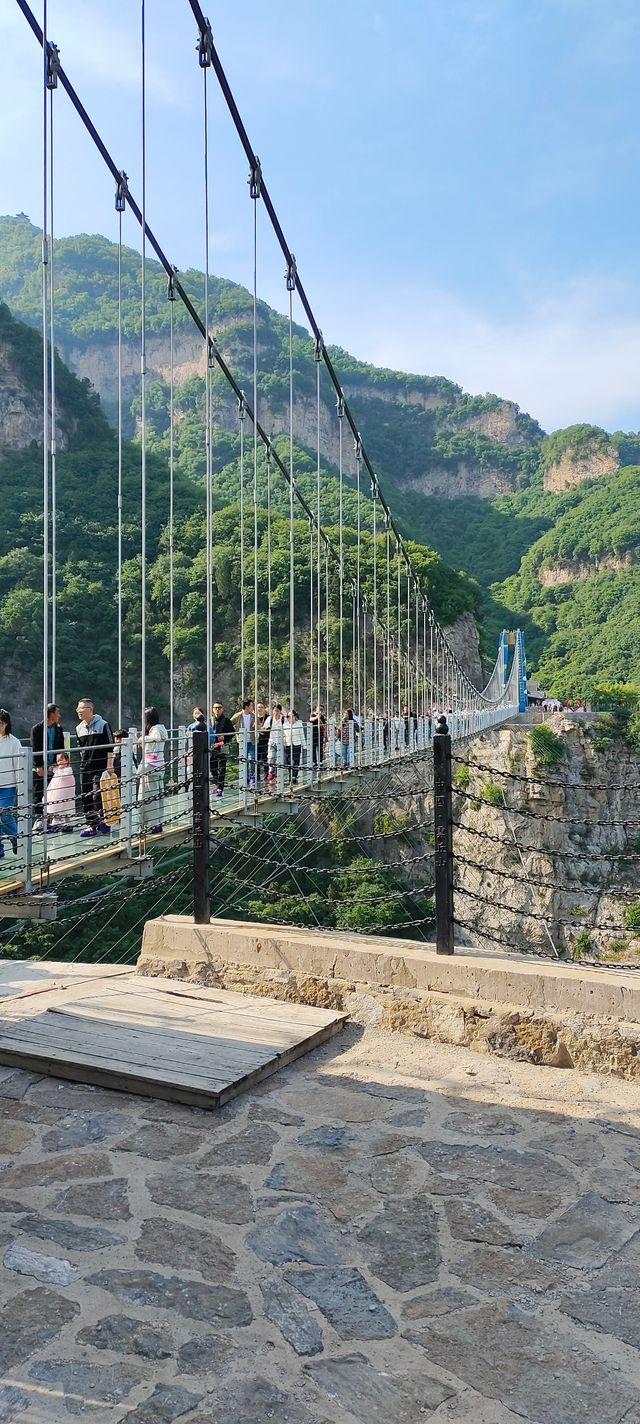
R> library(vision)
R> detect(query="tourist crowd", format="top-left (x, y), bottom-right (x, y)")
top-left (0, 696), bottom-right (424, 855)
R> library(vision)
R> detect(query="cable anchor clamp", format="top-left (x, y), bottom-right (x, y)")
top-left (285, 254), bottom-right (297, 291)
top-left (314, 331), bottom-right (324, 362)
top-left (238, 391), bottom-right (246, 421)
top-left (336, 394), bottom-right (344, 420)
top-left (115, 171), bottom-right (128, 213)
top-left (198, 18), bottom-right (214, 68)
top-left (354, 435), bottom-right (362, 463)
top-left (46, 40), bottom-right (60, 89)
top-left (249, 156), bottom-right (262, 200)
top-left (167, 266), bottom-right (177, 302)
top-left (207, 337), bottom-right (217, 368)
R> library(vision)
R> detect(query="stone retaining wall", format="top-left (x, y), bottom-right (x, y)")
top-left (139, 916), bottom-right (640, 1080)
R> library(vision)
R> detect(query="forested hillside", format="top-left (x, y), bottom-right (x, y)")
top-left (0, 301), bottom-right (479, 732)
top-left (1, 212), bottom-right (639, 700)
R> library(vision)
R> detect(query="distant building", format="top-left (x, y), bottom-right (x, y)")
top-left (527, 678), bottom-right (548, 706)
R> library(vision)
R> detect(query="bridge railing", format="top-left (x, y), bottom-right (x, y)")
top-left (1, 698), bottom-right (520, 908)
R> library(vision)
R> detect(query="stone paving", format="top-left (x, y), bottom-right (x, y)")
top-left (0, 1024), bottom-right (640, 1422)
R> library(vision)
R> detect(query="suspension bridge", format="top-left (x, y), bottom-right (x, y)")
top-left (1, 1), bottom-right (528, 919)
top-left (0, 0), bottom-right (639, 1127)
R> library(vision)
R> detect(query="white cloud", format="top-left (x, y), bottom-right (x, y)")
top-left (308, 276), bottom-right (640, 433)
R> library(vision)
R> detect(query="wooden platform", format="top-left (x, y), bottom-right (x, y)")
top-left (0, 960), bottom-right (347, 1108)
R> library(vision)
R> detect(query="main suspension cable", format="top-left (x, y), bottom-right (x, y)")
top-left (201, 30), bottom-right (213, 724)
top-left (140, 0), bottom-right (147, 740)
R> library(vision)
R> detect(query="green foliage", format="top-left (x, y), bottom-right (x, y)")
top-left (4, 216), bottom-right (640, 698)
top-left (590, 682), bottom-right (640, 713)
top-left (373, 811), bottom-right (410, 834)
top-left (572, 930), bottom-right (594, 961)
top-left (590, 688), bottom-right (640, 754)
top-left (539, 423), bottom-right (610, 471)
top-left (481, 780), bottom-right (503, 806)
top-left (528, 724), bottom-right (566, 767)
top-left (0, 303), bottom-right (478, 731)
top-left (623, 902), bottom-right (640, 931)
top-left (453, 763), bottom-right (470, 789)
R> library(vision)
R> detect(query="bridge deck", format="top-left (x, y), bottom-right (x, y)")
top-left (0, 753), bottom-right (432, 898)
top-left (0, 705), bottom-right (518, 901)
top-left (0, 960), bottom-right (347, 1107)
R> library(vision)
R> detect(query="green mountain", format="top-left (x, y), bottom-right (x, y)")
top-left (1, 213), bottom-right (639, 699)
top-left (0, 300), bottom-right (478, 734)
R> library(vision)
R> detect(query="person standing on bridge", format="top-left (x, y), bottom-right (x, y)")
top-left (137, 707), bottom-right (168, 835)
top-left (265, 703), bottom-right (285, 785)
top-left (0, 710), bottom-right (22, 858)
top-left (340, 708), bottom-right (356, 769)
top-left (31, 703), bottom-right (65, 832)
top-left (283, 709), bottom-right (306, 786)
top-left (310, 704), bottom-right (327, 769)
top-left (209, 701), bottom-right (234, 798)
top-left (232, 699), bottom-right (257, 789)
top-left (255, 702), bottom-right (271, 788)
top-left (77, 699), bottom-right (114, 838)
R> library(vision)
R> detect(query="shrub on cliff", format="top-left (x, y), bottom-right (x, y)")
top-left (528, 724), bottom-right (566, 768)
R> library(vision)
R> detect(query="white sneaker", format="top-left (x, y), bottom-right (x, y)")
top-left (32, 818), bottom-right (44, 833)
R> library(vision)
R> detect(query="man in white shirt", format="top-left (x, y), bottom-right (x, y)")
top-left (232, 699), bottom-right (257, 788)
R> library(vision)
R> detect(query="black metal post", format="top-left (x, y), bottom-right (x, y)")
top-left (433, 713), bottom-right (454, 954)
top-left (192, 728), bottom-right (211, 925)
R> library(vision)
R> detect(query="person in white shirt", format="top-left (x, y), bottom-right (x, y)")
top-left (0, 709), bottom-right (23, 859)
top-left (232, 699), bottom-right (257, 788)
top-left (283, 709), bottom-right (306, 786)
top-left (264, 704), bottom-right (285, 784)
top-left (137, 706), bottom-right (168, 834)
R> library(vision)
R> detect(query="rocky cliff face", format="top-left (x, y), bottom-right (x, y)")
top-left (402, 461), bottom-right (515, 500)
top-left (452, 717), bottom-right (640, 959)
top-left (61, 327), bottom-right (535, 498)
top-left (440, 611), bottom-right (484, 688)
top-left (543, 442), bottom-right (619, 492)
top-left (0, 339), bottom-right (68, 458)
top-left (538, 552), bottom-right (636, 587)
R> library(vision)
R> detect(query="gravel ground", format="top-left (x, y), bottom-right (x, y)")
top-left (0, 1023), bottom-right (639, 1423)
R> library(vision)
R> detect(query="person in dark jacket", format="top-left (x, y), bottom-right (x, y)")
top-left (310, 704), bottom-right (327, 769)
top-left (31, 704), bottom-right (65, 830)
top-left (209, 701), bottom-right (235, 797)
top-left (76, 699), bottom-right (114, 837)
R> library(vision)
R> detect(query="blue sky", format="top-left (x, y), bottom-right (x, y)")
top-left (2, 0), bottom-right (640, 431)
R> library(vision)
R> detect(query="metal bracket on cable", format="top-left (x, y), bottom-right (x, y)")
top-left (315, 331), bottom-right (324, 362)
top-left (337, 394), bottom-right (344, 420)
top-left (238, 391), bottom-right (246, 422)
top-left (167, 266), bottom-right (177, 302)
top-left (115, 171), bottom-right (128, 213)
top-left (354, 435), bottom-right (362, 464)
top-left (46, 40), bottom-right (60, 89)
top-left (249, 156), bottom-right (262, 200)
top-left (207, 337), bottom-right (217, 369)
top-left (285, 254), bottom-right (297, 291)
top-left (198, 17), bottom-right (214, 68)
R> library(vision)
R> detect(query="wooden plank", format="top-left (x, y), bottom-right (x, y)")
top-left (52, 1003), bottom-right (312, 1051)
top-left (0, 999), bottom-right (346, 1109)
top-left (62, 986), bottom-right (333, 1032)
top-left (119, 977), bottom-right (339, 1027)
top-left (0, 1016), bottom-right (278, 1075)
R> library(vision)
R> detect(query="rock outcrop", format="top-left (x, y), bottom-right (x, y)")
top-left (452, 717), bottom-right (640, 959)
top-left (543, 441), bottom-right (619, 493)
top-left (0, 339), bottom-right (68, 459)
